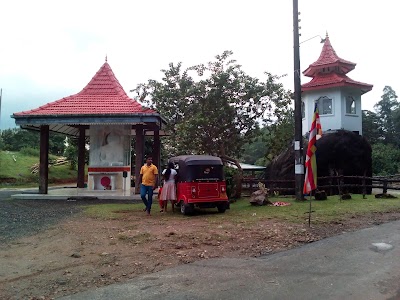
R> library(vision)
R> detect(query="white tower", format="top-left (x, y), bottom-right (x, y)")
top-left (301, 34), bottom-right (373, 135)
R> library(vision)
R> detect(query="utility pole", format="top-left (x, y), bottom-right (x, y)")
top-left (293, 0), bottom-right (304, 200)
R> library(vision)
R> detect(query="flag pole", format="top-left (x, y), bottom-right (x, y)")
top-left (308, 192), bottom-right (312, 227)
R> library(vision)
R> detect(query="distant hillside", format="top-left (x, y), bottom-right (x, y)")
top-left (0, 150), bottom-right (78, 187)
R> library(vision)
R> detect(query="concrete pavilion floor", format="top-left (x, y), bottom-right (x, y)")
top-left (9, 185), bottom-right (159, 201)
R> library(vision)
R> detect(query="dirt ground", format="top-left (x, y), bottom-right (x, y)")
top-left (1, 199), bottom-right (400, 300)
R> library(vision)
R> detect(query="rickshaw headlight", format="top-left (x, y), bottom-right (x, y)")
top-left (191, 187), bottom-right (196, 193)
top-left (221, 186), bottom-right (226, 192)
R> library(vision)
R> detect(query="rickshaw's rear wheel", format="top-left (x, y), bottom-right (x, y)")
top-left (180, 202), bottom-right (194, 215)
top-left (217, 203), bottom-right (227, 213)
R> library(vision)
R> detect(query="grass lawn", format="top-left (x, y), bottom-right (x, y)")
top-left (84, 194), bottom-right (400, 224)
top-left (0, 150), bottom-right (78, 186)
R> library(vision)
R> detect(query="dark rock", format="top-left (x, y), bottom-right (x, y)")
top-left (315, 190), bottom-right (327, 200)
top-left (341, 193), bottom-right (352, 200)
top-left (375, 193), bottom-right (398, 199)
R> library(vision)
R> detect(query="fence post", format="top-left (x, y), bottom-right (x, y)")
top-left (383, 180), bottom-right (388, 194)
top-left (338, 175), bottom-right (343, 201)
top-left (250, 179), bottom-right (255, 195)
top-left (362, 175), bottom-right (366, 199)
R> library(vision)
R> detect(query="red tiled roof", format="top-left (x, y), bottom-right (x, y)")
top-left (303, 36), bottom-right (356, 77)
top-left (302, 72), bottom-right (373, 93)
top-left (14, 62), bottom-right (156, 116)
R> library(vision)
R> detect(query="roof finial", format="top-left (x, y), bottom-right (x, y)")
top-left (105, 55), bottom-right (108, 62)
top-left (326, 31), bottom-right (329, 38)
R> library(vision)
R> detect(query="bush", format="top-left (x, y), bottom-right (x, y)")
top-left (372, 143), bottom-right (400, 175)
top-left (224, 166), bottom-right (239, 199)
top-left (20, 147), bottom-right (40, 157)
top-left (64, 142), bottom-right (78, 170)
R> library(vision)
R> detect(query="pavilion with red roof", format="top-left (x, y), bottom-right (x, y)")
top-left (301, 34), bottom-right (373, 136)
top-left (12, 60), bottom-right (165, 194)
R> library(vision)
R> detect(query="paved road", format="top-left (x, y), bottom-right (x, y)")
top-left (60, 220), bottom-right (400, 300)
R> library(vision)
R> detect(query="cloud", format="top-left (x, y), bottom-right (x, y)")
top-left (0, 0), bottom-right (399, 129)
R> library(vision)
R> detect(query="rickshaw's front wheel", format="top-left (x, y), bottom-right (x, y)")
top-left (180, 202), bottom-right (194, 215)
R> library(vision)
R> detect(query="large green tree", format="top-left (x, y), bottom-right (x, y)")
top-left (394, 107), bottom-right (400, 143)
top-left (241, 108), bottom-right (294, 166)
top-left (241, 129), bottom-right (267, 165)
top-left (49, 133), bottom-right (67, 156)
top-left (262, 107), bottom-right (294, 164)
top-left (134, 51), bottom-right (292, 162)
top-left (64, 137), bottom-right (78, 170)
top-left (362, 110), bottom-right (381, 144)
top-left (374, 86), bottom-right (399, 145)
top-left (363, 86), bottom-right (400, 175)
top-left (0, 128), bottom-right (39, 151)
top-left (0, 128), bottom-right (66, 156)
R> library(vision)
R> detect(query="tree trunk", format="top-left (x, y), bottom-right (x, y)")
top-left (220, 154), bottom-right (243, 198)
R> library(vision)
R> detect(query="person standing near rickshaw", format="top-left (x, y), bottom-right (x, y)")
top-left (139, 156), bottom-right (158, 215)
top-left (160, 162), bottom-right (177, 212)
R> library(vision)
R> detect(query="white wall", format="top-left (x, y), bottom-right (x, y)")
top-left (302, 87), bottom-right (364, 135)
top-left (340, 87), bottom-right (363, 135)
top-left (302, 88), bottom-right (342, 135)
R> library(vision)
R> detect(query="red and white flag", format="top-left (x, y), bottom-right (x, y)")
top-left (303, 102), bottom-right (322, 194)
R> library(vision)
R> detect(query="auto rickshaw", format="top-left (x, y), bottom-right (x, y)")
top-left (168, 155), bottom-right (229, 215)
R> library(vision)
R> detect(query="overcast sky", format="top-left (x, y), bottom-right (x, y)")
top-left (0, 0), bottom-right (398, 129)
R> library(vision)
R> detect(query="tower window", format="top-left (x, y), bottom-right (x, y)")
top-left (346, 96), bottom-right (356, 114)
top-left (317, 96), bottom-right (332, 115)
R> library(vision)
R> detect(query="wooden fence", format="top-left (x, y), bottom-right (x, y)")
top-left (242, 174), bottom-right (400, 196)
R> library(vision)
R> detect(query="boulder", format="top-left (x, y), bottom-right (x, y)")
top-left (249, 183), bottom-right (272, 206)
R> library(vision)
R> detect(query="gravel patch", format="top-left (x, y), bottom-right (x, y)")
top-left (0, 199), bottom-right (86, 244)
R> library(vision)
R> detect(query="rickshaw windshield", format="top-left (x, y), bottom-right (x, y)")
top-left (187, 165), bottom-right (224, 181)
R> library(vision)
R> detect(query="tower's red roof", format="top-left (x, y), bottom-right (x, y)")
top-left (301, 34), bottom-right (372, 93)
top-left (14, 61), bottom-right (155, 116)
top-left (302, 72), bottom-right (373, 94)
top-left (303, 35), bottom-right (356, 77)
